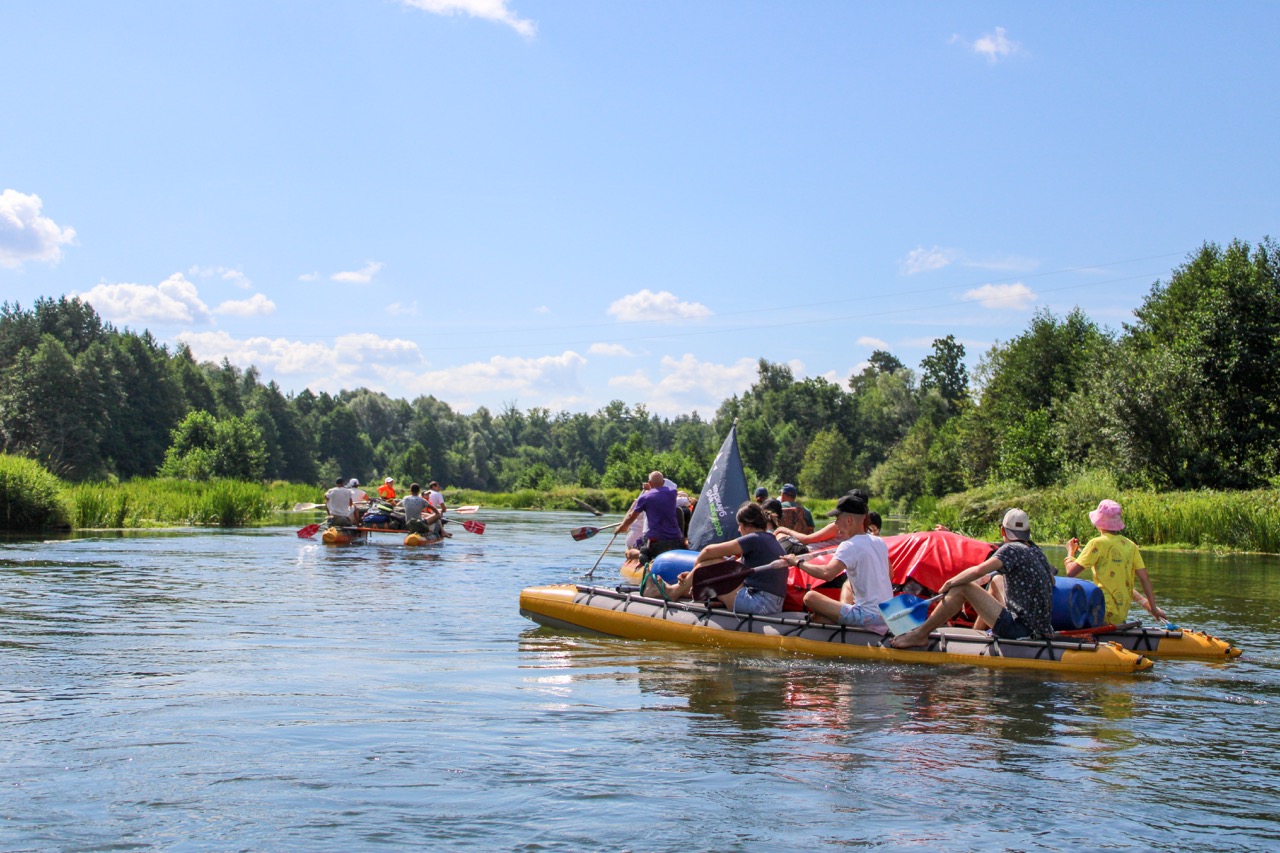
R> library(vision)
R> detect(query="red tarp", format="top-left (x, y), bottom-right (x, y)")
top-left (883, 530), bottom-right (996, 593)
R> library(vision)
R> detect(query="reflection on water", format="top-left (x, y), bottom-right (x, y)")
top-left (2, 513), bottom-right (1279, 851)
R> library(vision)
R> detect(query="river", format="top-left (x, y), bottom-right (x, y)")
top-left (2, 510), bottom-right (1277, 851)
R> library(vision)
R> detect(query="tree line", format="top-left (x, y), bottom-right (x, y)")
top-left (1, 238), bottom-right (1276, 504)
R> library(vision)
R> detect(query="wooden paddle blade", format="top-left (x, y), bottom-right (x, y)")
top-left (690, 558), bottom-right (752, 602)
top-left (570, 526), bottom-right (599, 541)
top-left (462, 520), bottom-right (485, 534)
top-left (574, 498), bottom-right (603, 516)
top-left (879, 594), bottom-right (931, 636)
top-left (296, 523), bottom-right (322, 539)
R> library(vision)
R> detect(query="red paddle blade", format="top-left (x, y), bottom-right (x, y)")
top-left (462, 520), bottom-right (485, 534)
top-left (570, 526), bottom-right (598, 541)
top-left (296, 523), bottom-right (322, 539)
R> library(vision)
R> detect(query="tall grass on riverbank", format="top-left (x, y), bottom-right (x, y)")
top-left (912, 471), bottom-right (1280, 553)
top-left (445, 486), bottom-right (643, 514)
top-left (64, 479), bottom-right (319, 528)
top-left (0, 454), bottom-right (69, 531)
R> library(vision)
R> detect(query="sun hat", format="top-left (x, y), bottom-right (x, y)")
top-left (781, 483), bottom-right (798, 496)
top-left (385, 477), bottom-right (394, 483)
top-left (825, 494), bottom-right (868, 517)
top-left (1089, 499), bottom-right (1125, 531)
top-left (1001, 508), bottom-right (1031, 541)
top-left (754, 487), bottom-right (768, 499)
top-left (348, 478), bottom-right (360, 488)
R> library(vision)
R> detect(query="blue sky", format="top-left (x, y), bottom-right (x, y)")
top-left (4, 1), bottom-right (1278, 417)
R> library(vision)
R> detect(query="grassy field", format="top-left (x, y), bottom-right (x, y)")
top-left (62, 479), bottom-right (319, 528)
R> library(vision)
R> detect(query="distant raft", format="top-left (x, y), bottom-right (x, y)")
top-left (321, 525), bottom-right (443, 547)
top-left (519, 584), bottom-right (1154, 675)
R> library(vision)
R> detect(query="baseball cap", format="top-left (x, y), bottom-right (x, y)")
top-left (781, 483), bottom-right (797, 496)
top-left (385, 477), bottom-right (394, 484)
top-left (754, 487), bottom-right (768, 498)
top-left (1001, 508), bottom-right (1031, 540)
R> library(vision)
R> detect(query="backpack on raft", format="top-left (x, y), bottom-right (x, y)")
top-left (780, 506), bottom-right (813, 535)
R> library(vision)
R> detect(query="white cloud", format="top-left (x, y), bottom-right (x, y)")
top-left (189, 265), bottom-right (252, 289)
top-left (607, 289), bottom-right (712, 323)
top-left (961, 255), bottom-right (1039, 273)
top-left (0, 189), bottom-right (76, 268)
top-left (962, 282), bottom-right (1037, 310)
top-left (589, 342), bottom-right (635, 357)
top-left (390, 350), bottom-right (588, 400)
top-left (215, 293), bottom-right (276, 318)
top-left (177, 331), bottom-right (425, 380)
top-left (857, 336), bottom-right (890, 349)
top-left (901, 246), bottom-right (956, 275)
top-left (78, 273), bottom-right (213, 325)
top-left (953, 26), bottom-right (1024, 63)
top-left (331, 261), bottom-right (384, 284)
top-left (386, 301), bottom-right (418, 317)
top-left (535, 305), bottom-right (550, 314)
top-left (608, 353), bottom-right (757, 416)
top-left (298, 272), bottom-right (320, 282)
top-left (400, 0), bottom-right (536, 38)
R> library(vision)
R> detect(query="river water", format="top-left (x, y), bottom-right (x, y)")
top-left (2, 510), bottom-right (1278, 852)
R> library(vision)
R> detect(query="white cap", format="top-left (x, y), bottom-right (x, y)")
top-left (348, 479), bottom-right (359, 487)
top-left (1001, 508), bottom-right (1031, 541)
top-left (385, 477), bottom-right (394, 483)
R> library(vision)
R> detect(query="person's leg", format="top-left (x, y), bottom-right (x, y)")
top-left (956, 582), bottom-right (1006, 628)
top-left (804, 590), bottom-right (844, 623)
top-left (887, 587), bottom-right (969, 647)
top-left (972, 574), bottom-right (1005, 631)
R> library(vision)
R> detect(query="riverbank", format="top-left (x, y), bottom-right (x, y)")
top-left (62, 479), bottom-right (318, 528)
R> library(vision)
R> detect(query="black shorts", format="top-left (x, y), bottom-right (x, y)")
top-left (638, 538), bottom-right (685, 564)
top-left (992, 608), bottom-right (1034, 640)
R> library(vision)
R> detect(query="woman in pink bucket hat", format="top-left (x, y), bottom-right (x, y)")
top-left (1064, 499), bottom-right (1165, 625)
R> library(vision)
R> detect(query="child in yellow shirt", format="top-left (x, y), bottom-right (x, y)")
top-left (1064, 499), bottom-right (1166, 625)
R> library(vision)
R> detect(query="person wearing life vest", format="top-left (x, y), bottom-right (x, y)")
top-left (378, 477), bottom-right (397, 502)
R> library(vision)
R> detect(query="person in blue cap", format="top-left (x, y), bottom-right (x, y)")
top-left (778, 483), bottom-right (815, 534)
top-left (753, 486), bottom-right (768, 505)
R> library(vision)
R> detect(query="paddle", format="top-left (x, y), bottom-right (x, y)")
top-left (878, 572), bottom-right (997, 636)
top-left (571, 521), bottom-right (622, 541)
top-left (453, 505), bottom-right (480, 514)
top-left (585, 528), bottom-right (622, 580)
top-left (291, 502), bottom-right (325, 512)
top-left (296, 522), bottom-right (322, 539)
top-left (444, 517), bottom-right (485, 534)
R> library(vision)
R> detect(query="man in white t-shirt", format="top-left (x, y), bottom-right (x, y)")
top-left (783, 494), bottom-right (892, 633)
top-left (425, 481), bottom-right (446, 535)
top-left (325, 477), bottom-right (355, 526)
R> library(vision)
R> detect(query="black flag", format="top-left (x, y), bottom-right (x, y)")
top-left (687, 424), bottom-right (751, 551)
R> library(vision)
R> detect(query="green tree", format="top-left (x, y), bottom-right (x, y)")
top-left (919, 334), bottom-right (969, 412)
top-left (798, 427), bottom-right (855, 498)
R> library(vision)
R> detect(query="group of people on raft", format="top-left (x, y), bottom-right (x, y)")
top-left (323, 476), bottom-right (449, 537)
top-left (621, 472), bottom-right (1164, 646)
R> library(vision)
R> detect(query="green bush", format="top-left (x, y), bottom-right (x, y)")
top-left (0, 454), bottom-right (69, 530)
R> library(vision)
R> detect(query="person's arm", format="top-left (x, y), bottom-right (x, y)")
top-left (694, 539), bottom-right (743, 567)
top-left (940, 555), bottom-right (1004, 593)
top-left (787, 553), bottom-right (846, 582)
top-left (1134, 568), bottom-right (1165, 619)
top-left (617, 506), bottom-right (642, 533)
top-left (1063, 536), bottom-right (1085, 577)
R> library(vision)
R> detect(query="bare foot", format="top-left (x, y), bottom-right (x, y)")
top-left (888, 629), bottom-right (927, 648)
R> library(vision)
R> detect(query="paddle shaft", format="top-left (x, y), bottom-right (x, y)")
top-left (586, 528), bottom-right (622, 580)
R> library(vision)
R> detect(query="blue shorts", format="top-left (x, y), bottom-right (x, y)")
top-left (731, 588), bottom-right (784, 615)
top-left (992, 608), bottom-right (1034, 640)
top-left (838, 603), bottom-right (889, 634)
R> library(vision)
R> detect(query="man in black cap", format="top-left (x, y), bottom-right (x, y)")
top-left (783, 494), bottom-right (893, 632)
top-left (888, 508), bottom-right (1055, 647)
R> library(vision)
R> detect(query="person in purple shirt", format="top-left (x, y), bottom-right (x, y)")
top-left (618, 470), bottom-right (686, 563)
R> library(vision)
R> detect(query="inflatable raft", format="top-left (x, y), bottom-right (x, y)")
top-left (519, 584), bottom-right (1154, 674)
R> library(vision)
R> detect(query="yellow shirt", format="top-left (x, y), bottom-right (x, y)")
top-left (1074, 531), bottom-right (1146, 624)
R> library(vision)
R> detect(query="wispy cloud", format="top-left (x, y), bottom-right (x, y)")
top-left (399, 0), bottom-right (536, 39)
top-left (189, 265), bottom-right (252, 289)
top-left (178, 331), bottom-right (425, 377)
top-left (857, 336), bottom-right (890, 349)
top-left (608, 353), bottom-right (756, 416)
top-left (951, 26), bottom-right (1024, 64)
top-left (331, 261), bottom-right (384, 284)
top-left (961, 255), bottom-right (1039, 273)
top-left (901, 245), bottom-right (957, 275)
top-left (215, 293), bottom-right (276, 318)
top-left (298, 272), bottom-right (320, 282)
top-left (77, 274), bottom-right (213, 325)
top-left (589, 342), bottom-right (635, 357)
top-left (608, 289), bottom-right (712, 323)
top-left (386, 301), bottom-right (418, 317)
top-left (0, 189), bottom-right (76, 268)
top-left (962, 282), bottom-right (1037, 310)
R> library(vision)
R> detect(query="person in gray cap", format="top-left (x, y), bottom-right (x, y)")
top-left (888, 507), bottom-right (1055, 647)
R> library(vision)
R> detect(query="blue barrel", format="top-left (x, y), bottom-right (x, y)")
top-left (1051, 577), bottom-right (1089, 630)
top-left (649, 549), bottom-right (699, 582)
top-left (1051, 576), bottom-right (1108, 629)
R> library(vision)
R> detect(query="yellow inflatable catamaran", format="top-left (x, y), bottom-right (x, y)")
top-left (519, 584), bottom-right (1155, 675)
